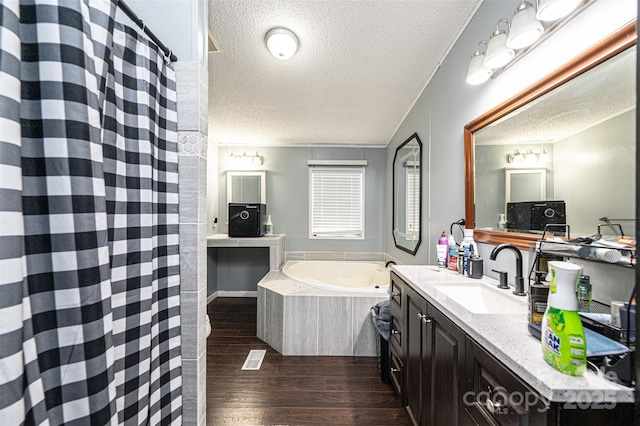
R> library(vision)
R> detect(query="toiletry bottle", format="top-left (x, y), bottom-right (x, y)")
top-left (460, 229), bottom-right (478, 273)
top-left (265, 215), bottom-right (273, 235)
top-left (437, 231), bottom-right (448, 267)
top-left (498, 213), bottom-right (506, 230)
top-left (541, 261), bottom-right (587, 376)
top-left (457, 247), bottom-right (465, 274)
top-left (529, 272), bottom-right (549, 324)
top-left (447, 235), bottom-right (458, 271)
top-left (576, 275), bottom-right (591, 313)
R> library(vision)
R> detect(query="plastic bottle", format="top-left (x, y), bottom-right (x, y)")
top-left (498, 213), bottom-right (507, 230)
top-left (447, 235), bottom-right (458, 271)
top-left (460, 229), bottom-right (479, 273)
top-left (265, 215), bottom-right (273, 235)
top-left (541, 261), bottom-right (587, 376)
top-left (576, 275), bottom-right (592, 313)
top-left (437, 231), bottom-right (448, 267)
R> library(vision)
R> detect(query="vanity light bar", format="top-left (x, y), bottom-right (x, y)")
top-left (466, 0), bottom-right (596, 84)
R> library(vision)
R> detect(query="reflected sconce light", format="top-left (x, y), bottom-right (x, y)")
top-left (466, 41), bottom-right (492, 85)
top-left (536, 0), bottom-right (582, 21)
top-left (507, 149), bottom-right (525, 163)
top-left (229, 151), bottom-right (264, 166)
top-left (507, 0), bottom-right (544, 49)
top-left (539, 147), bottom-right (550, 163)
top-left (484, 19), bottom-right (515, 69)
top-left (265, 28), bottom-right (299, 60)
top-left (465, 0), bottom-right (593, 85)
top-left (507, 147), bottom-right (550, 163)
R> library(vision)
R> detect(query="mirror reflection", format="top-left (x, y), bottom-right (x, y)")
top-left (226, 171), bottom-right (266, 205)
top-left (393, 133), bottom-right (422, 255)
top-left (472, 45), bottom-right (635, 239)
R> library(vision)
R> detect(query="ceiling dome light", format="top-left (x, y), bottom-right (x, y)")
top-left (265, 28), bottom-right (299, 60)
top-left (507, 0), bottom-right (544, 49)
top-left (466, 41), bottom-right (492, 85)
top-left (484, 19), bottom-right (515, 69)
top-left (536, 0), bottom-right (582, 22)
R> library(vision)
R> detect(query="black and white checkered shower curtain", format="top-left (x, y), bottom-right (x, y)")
top-left (0, 1), bottom-right (182, 424)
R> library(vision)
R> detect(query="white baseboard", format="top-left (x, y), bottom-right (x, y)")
top-left (207, 292), bottom-right (218, 304)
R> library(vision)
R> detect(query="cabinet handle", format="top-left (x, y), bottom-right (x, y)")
top-left (391, 329), bottom-right (399, 335)
top-left (486, 399), bottom-right (506, 415)
top-left (391, 292), bottom-right (400, 299)
top-left (391, 367), bottom-right (400, 373)
top-left (418, 313), bottom-right (431, 324)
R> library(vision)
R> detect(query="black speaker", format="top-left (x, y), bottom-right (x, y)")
top-left (228, 203), bottom-right (266, 237)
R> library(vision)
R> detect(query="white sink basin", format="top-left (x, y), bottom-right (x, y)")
top-left (434, 285), bottom-right (524, 314)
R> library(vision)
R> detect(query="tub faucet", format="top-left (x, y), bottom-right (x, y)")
top-left (489, 244), bottom-right (526, 296)
top-left (385, 260), bottom-right (397, 268)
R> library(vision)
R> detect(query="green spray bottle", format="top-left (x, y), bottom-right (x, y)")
top-left (541, 261), bottom-right (587, 376)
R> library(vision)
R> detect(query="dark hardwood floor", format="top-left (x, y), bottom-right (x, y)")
top-left (206, 297), bottom-right (409, 425)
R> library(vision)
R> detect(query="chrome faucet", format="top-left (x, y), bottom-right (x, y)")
top-left (489, 244), bottom-right (526, 296)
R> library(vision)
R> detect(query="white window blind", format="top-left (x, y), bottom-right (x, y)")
top-left (309, 167), bottom-right (364, 239)
top-left (406, 168), bottom-right (420, 239)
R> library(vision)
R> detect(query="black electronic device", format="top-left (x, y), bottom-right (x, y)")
top-left (506, 201), bottom-right (566, 233)
top-left (228, 203), bottom-right (266, 237)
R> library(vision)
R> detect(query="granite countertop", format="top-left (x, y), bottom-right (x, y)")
top-left (392, 265), bottom-right (634, 404)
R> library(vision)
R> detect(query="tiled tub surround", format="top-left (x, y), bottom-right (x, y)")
top-left (257, 269), bottom-right (389, 356)
top-left (392, 265), bottom-right (634, 404)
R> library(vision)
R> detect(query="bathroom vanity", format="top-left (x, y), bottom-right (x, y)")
top-left (390, 266), bottom-right (633, 425)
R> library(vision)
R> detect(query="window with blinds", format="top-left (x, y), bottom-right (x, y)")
top-left (309, 167), bottom-right (365, 239)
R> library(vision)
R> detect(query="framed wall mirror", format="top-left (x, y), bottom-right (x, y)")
top-left (226, 171), bottom-right (266, 206)
top-left (393, 133), bottom-right (422, 255)
top-left (465, 22), bottom-right (636, 248)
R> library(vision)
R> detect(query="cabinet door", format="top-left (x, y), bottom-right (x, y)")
top-left (405, 286), bottom-right (428, 426)
top-left (465, 337), bottom-right (549, 426)
top-left (423, 304), bottom-right (467, 426)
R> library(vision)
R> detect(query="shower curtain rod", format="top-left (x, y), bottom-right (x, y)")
top-left (117, 0), bottom-right (178, 62)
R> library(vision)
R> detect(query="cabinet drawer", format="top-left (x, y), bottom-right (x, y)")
top-left (466, 338), bottom-right (549, 426)
top-left (389, 346), bottom-right (404, 401)
top-left (390, 275), bottom-right (403, 313)
top-left (389, 315), bottom-right (403, 353)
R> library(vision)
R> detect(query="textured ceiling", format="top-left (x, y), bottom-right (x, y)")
top-left (475, 46), bottom-right (636, 146)
top-left (207, 0), bottom-right (481, 146)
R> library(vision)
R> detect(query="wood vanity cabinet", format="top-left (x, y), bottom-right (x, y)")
top-left (390, 272), bottom-right (634, 426)
top-left (394, 273), bottom-right (467, 426)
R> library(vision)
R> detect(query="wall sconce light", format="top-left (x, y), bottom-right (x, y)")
top-left (265, 28), bottom-right (299, 60)
top-left (465, 0), bottom-right (594, 84)
top-left (484, 19), bottom-right (515, 69)
top-left (466, 41), bottom-right (492, 85)
top-left (229, 151), bottom-right (264, 166)
top-left (507, 0), bottom-right (544, 49)
top-left (536, 0), bottom-right (583, 22)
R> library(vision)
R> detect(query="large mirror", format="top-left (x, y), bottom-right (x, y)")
top-left (393, 133), bottom-right (422, 255)
top-left (465, 22), bottom-right (636, 248)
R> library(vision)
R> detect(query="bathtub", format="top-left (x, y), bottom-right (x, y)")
top-left (281, 260), bottom-right (390, 292)
top-left (258, 260), bottom-right (392, 356)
